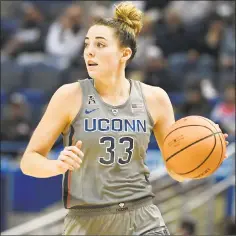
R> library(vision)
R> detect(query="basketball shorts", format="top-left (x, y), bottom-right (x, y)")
top-left (63, 197), bottom-right (170, 235)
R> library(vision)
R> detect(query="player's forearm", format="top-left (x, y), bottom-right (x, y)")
top-left (20, 152), bottom-right (59, 178)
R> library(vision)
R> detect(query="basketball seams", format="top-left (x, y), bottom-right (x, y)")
top-left (171, 131), bottom-right (223, 176)
top-left (192, 137), bottom-right (224, 178)
top-left (176, 133), bottom-right (217, 175)
top-left (164, 124), bottom-right (214, 142)
top-left (192, 136), bottom-right (223, 178)
top-left (200, 117), bottom-right (225, 171)
top-left (165, 131), bottom-right (221, 162)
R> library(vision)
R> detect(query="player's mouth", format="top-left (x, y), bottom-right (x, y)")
top-left (87, 60), bottom-right (98, 67)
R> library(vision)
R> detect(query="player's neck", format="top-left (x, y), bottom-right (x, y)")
top-left (93, 72), bottom-right (130, 97)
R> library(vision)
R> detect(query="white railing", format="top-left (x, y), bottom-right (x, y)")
top-left (1, 142), bottom-right (235, 235)
top-left (1, 208), bottom-right (67, 235)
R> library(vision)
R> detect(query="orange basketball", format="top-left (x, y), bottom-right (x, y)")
top-left (163, 116), bottom-right (226, 179)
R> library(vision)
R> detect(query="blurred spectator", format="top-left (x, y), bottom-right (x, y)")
top-left (144, 0), bottom-right (171, 12)
top-left (167, 51), bottom-right (216, 91)
top-left (1, 1), bottom-right (22, 48)
top-left (1, 93), bottom-right (32, 141)
top-left (45, 3), bottom-right (86, 69)
top-left (154, 8), bottom-right (190, 57)
top-left (167, 1), bottom-right (214, 26)
top-left (177, 218), bottom-right (196, 236)
top-left (218, 4), bottom-right (235, 90)
top-left (110, 1), bottom-right (146, 12)
top-left (1, 2), bottom-right (48, 62)
top-left (178, 79), bottom-right (212, 117)
top-left (164, 13), bottom-right (225, 90)
top-left (219, 25), bottom-right (235, 70)
top-left (199, 15), bottom-right (224, 60)
top-left (89, 4), bottom-right (108, 23)
top-left (210, 80), bottom-right (235, 138)
top-left (143, 45), bottom-right (179, 92)
top-left (1, 1), bottom-right (22, 19)
top-left (182, 14), bottom-right (224, 75)
top-left (129, 11), bottom-right (159, 70)
top-left (153, 6), bottom-right (213, 86)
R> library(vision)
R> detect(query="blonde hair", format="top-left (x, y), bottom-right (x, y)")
top-left (93, 1), bottom-right (144, 62)
top-left (114, 1), bottom-right (143, 37)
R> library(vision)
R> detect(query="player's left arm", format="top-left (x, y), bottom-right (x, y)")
top-left (141, 84), bottom-right (185, 182)
top-left (152, 88), bottom-right (186, 182)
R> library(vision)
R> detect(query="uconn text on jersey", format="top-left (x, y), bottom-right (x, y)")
top-left (84, 118), bottom-right (147, 133)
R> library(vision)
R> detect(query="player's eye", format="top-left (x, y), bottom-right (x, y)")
top-left (97, 42), bottom-right (105, 48)
top-left (84, 42), bottom-right (89, 48)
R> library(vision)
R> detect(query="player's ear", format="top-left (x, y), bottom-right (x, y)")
top-left (121, 47), bottom-right (132, 63)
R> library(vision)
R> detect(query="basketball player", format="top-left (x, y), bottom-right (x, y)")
top-left (20, 2), bottom-right (229, 235)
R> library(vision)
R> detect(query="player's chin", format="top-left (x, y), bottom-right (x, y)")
top-left (88, 70), bottom-right (103, 80)
top-left (87, 70), bottom-right (96, 77)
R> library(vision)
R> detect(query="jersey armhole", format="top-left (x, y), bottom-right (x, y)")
top-left (70, 79), bottom-right (84, 126)
top-left (61, 80), bottom-right (84, 136)
top-left (137, 81), bottom-right (155, 127)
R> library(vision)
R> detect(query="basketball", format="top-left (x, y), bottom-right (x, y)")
top-left (163, 116), bottom-right (226, 179)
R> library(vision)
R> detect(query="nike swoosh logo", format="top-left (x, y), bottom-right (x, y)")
top-left (85, 108), bottom-right (99, 114)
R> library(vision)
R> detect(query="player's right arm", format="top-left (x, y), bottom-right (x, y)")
top-left (20, 83), bottom-right (83, 178)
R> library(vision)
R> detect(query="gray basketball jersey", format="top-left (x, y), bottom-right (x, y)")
top-left (62, 78), bottom-right (155, 208)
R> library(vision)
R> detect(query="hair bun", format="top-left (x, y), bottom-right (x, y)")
top-left (114, 1), bottom-right (143, 36)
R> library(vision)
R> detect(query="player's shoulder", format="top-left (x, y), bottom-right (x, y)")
top-left (48, 81), bottom-right (83, 112)
top-left (53, 80), bottom-right (84, 99)
top-left (137, 82), bottom-right (172, 124)
top-left (139, 82), bottom-right (170, 103)
top-left (56, 82), bottom-right (78, 93)
top-left (50, 81), bottom-right (84, 123)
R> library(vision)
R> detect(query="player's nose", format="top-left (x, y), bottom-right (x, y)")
top-left (86, 45), bottom-right (95, 58)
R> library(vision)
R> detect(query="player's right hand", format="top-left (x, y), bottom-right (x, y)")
top-left (55, 140), bottom-right (84, 174)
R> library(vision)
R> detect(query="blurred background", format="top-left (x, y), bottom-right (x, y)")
top-left (0, 0), bottom-right (235, 235)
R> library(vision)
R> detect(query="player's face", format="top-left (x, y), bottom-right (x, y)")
top-left (84, 25), bottom-right (123, 79)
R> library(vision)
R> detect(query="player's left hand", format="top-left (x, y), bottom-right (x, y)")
top-left (223, 133), bottom-right (229, 160)
top-left (215, 124), bottom-right (229, 160)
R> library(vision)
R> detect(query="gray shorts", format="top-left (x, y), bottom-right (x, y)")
top-left (63, 197), bottom-right (170, 235)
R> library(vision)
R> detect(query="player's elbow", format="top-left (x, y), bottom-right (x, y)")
top-left (166, 168), bottom-right (185, 182)
top-left (20, 151), bottom-right (35, 176)
top-left (20, 155), bottom-right (30, 175)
